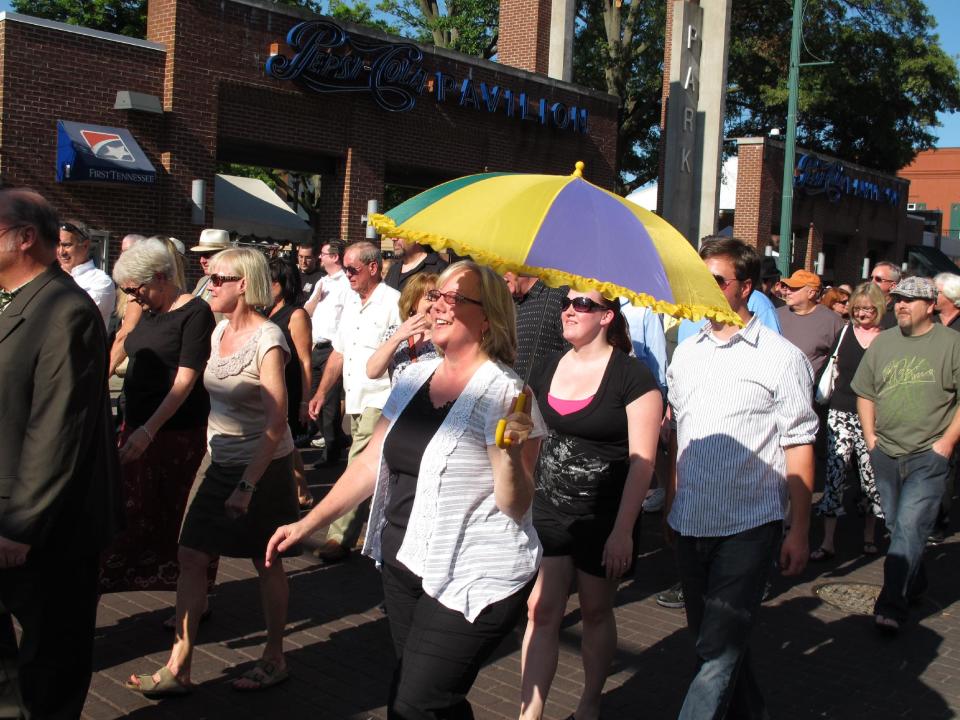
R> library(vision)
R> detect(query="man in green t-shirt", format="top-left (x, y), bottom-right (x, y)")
top-left (852, 276), bottom-right (960, 633)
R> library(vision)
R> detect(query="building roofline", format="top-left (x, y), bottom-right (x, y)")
top-left (0, 11), bottom-right (165, 51)
top-left (736, 136), bottom-right (907, 185)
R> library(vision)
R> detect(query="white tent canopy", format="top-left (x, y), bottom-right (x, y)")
top-left (626, 156), bottom-right (739, 212)
top-left (213, 174), bottom-right (313, 244)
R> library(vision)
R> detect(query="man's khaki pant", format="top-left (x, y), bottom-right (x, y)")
top-left (326, 406), bottom-right (382, 548)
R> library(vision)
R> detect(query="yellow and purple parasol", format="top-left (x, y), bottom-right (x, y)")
top-left (371, 162), bottom-right (738, 325)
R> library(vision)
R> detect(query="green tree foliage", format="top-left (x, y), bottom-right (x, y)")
top-left (572, 0), bottom-right (665, 192)
top-left (375, 0), bottom-right (499, 59)
top-left (726, 0), bottom-right (960, 172)
top-left (11, 0), bottom-right (147, 36)
top-left (10, 0), bottom-right (323, 38)
top-left (328, 0), bottom-right (399, 33)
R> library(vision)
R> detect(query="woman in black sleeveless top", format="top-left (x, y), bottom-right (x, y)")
top-left (269, 257), bottom-right (314, 507)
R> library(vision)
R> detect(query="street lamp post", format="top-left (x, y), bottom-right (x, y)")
top-left (776, 0), bottom-right (803, 278)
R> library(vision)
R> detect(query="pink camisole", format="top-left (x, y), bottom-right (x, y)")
top-left (547, 393), bottom-right (594, 416)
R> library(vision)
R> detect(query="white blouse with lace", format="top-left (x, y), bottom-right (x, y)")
top-left (363, 356), bottom-right (547, 622)
top-left (204, 320), bottom-right (294, 465)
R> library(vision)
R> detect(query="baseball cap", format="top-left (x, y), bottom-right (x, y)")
top-left (890, 276), bottom-right (937, 301)
top-left (780, 269), bottom-right (822, 289)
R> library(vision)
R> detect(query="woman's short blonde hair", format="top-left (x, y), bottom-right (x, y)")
top-left (436, 260), bottom-right (517, 365)
top-left (210, 247), bottom-right (273, 307)
top-left (398, 273), bottom-right (438, 318)
top-left (146, 235), bottom-right (187, 289)
top-left (112, 237), bottom-right (176, 286)
top-left (849, 281), bottom-right (886, 327)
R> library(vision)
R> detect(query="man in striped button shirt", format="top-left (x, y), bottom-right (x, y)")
top-left (666, 238), bottom-right (817, 720)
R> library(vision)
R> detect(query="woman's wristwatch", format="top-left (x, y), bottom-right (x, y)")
top-left (236, 480), bottom-right (257, 493)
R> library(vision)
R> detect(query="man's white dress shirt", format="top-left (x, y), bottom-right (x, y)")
top-left (70, 259), bottom-right (115, 327)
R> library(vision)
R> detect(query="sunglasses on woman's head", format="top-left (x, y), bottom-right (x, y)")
top-left (210, 274), bottom-right (241, 287)
top-left (561, 296), bottom-right (607, 313)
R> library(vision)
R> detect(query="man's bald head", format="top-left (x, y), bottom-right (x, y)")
top-left (0, 189), bottom-right (59, 252)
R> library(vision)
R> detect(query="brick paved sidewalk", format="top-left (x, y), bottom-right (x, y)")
top-left (85, 449), bottom-right (960, 719)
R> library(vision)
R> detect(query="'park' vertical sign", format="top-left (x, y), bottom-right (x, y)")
top-left (661, 0), bottom-right (731, 246)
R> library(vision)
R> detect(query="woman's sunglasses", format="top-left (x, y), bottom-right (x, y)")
top-left (561, 296), bottom-right (608, 313)
top-left (210, 274), bottom-right (241, 287)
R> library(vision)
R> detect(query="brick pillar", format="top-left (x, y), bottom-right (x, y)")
top-left (656, 0), bottom-right (676, 216)
top-left (805, 223), bottom-right (822, 272)
top-left (498, 0), bottom-right (552, 74)
top-left (316, 169), bottom-right (344, 243)
top-left (340, 147), bottom-right (384, 243)
top-left (146, 0), bottom-right (218, 257)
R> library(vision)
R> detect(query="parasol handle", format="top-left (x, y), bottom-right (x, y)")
top-left (495, 391), bottom-right (529, 449)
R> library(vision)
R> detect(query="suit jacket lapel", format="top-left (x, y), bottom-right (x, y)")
top-left (0, 265), bottom-right (60, 345)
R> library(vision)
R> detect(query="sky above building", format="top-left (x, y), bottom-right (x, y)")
top-left (1, 0), bottom-right (957, 146)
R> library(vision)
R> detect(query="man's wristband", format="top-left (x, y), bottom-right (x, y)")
top-left (236, 480), bottom-right (257, 493)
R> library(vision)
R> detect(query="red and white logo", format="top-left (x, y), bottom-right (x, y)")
top-left (80, 130), bottom-right (136, 162)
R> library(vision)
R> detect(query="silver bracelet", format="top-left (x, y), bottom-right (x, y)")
top-left (139, 426), bottom-right (155, 443)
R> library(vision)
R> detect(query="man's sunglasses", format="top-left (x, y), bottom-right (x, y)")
top-left (59, 222), bottom-right (88, 240)
top-left (560, 296), bottom-right (608, 313)
top-left (210, 274), bottom-right (241, 287)
top-left (343, 262), bottom-right (375, 277)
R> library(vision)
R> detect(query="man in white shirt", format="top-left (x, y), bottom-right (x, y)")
top-left (308, 240), bottom-right (401, 562)
top-left (666, 238), bottom-right (817, 719)
top-left (302, 241), bottom-right (351, 455)
top-left (58, 220), bottom-right (114, 327)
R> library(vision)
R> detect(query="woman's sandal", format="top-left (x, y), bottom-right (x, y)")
top-left (875, 614), bottom-right (901, 634)
top-left (231, 660), bottom-right (290, 692)
top-left (810, 547), bottom-right (836, 561)
top-left (124, 666), bottom-right (193, 697)
top-left (161, 607), bottom-right (212, 631)
top-left (863, 542), bottom-right (880, 556)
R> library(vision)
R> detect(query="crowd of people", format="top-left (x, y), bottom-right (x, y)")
top-left (3, 186), bottom-right (960, 720)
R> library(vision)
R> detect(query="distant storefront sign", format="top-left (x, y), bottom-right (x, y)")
top-left (266, 20), bottom-right (589, 134)
top-left (794, 153), bottom-right (901, 207)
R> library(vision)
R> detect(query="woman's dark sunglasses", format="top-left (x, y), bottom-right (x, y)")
top-left (561, 296), bottom-right (608, 313)
top-left (210, 274), bottom-right (241, 287)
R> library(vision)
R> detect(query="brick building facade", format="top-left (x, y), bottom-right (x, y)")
top-left (899, 148), bottom-right (960, 239)
top-left (0, 0), bottom-right (618, 272)
top-left (733, 137), bottom-right (922, 285)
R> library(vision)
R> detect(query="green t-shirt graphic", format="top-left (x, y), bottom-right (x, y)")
top-left (851, 324), bottom-right (960, 457)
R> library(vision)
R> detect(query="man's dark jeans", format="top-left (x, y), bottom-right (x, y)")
top-left (871, 447), bottom-right (950, 623)
top-left (309, 342), bottom-right (344, 455)
top-left (676, 521), bottom-right (781, 720)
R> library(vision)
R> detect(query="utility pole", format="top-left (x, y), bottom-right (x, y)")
top-left (776, 0), bottom-right (803, 277)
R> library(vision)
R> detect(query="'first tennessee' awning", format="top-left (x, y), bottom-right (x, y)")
top-left (56, 120), bottom-right (157, 185)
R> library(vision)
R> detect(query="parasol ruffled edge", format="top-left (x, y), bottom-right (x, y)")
top-left (371, 213), bottom-right (744, 327)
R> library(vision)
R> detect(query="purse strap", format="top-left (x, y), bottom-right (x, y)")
top-left (829, 323), bottom-right (850, 363)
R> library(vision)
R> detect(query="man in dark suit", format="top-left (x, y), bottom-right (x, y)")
top-left (0, 188), bottom-right (119, 718)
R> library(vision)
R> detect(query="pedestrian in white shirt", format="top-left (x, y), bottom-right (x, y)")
top-left (58, 220), bottom-right (114, 327)
top-left (308, 241), bottom-right (401, 563)
top-left (302, 240), bottom-right (351, 455)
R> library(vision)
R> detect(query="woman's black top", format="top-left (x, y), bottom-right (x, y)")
top-left (380, 374), bottom-right (452, 565)
top-left (529, 349), bottom-right (657, 517)
top-left (270, 304), bottom-right (304, 429)
top-left (830, 324), bottom-right (867, 414)
top-left (123, 297), bottom-right (215, 430)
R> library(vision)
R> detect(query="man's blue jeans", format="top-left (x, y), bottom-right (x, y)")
top-left (870, 447), bottom-right (950, 623)
top-left (675, 521), bottom-right (780, 720)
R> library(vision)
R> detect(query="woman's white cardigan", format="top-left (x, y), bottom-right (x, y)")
top-left (362, 357), bottom-right (545, 622)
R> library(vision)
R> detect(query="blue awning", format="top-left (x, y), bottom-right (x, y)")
top-left (56, 120), bottom-right (157, 185)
